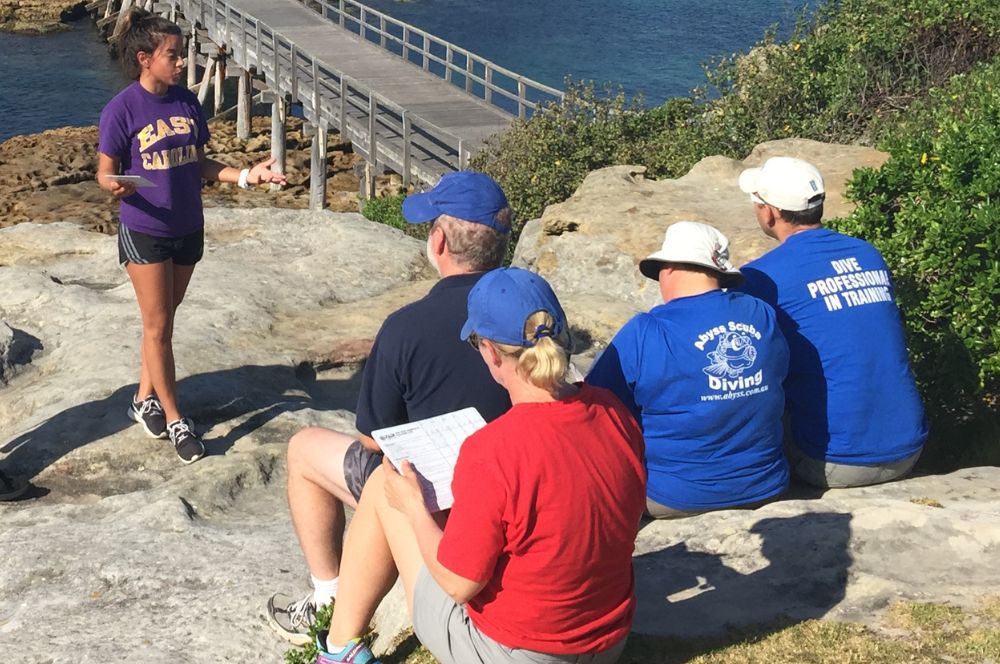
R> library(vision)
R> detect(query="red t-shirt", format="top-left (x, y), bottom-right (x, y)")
top-left (437, 384), bottom-right (646, 654)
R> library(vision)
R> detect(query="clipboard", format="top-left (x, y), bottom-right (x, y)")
top-left (372, 407), bottom-right (486, 512)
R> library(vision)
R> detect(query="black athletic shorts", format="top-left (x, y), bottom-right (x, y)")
top-left (344, 440), bottom-right (384, 502)
top-left (118, 225), bottom-right (205, 266)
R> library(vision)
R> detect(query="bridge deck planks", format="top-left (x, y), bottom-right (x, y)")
top-left (230, 0), bottom-right (511, 149)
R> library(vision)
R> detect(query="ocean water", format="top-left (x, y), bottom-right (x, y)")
top-left (359, 0), bottom-right (812, 103)
top-left (0, 1), bottom-right (809, 143)
top-left (0, 21), bottom-right (129, 143)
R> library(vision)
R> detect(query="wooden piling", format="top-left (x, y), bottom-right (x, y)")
top-left (214, 53), bottom-right (226, 115)
top-left (186, 24), bottom-right (197, 89)
top-left (196, 55), bottom-right (216, 107)
top-left (237, 70), bottom-right (252, 140)
top-left (270, 95), bottom-right (287, 193)
top-left (309, 123), bottom-right (328, 211)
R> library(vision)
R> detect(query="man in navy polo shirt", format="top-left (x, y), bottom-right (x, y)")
top-left (588, 221), bottom-right (791, 518)
top-left (266, 172), bottom-right (512, 644)
top-left (737, 156), bottom-right (927, 488)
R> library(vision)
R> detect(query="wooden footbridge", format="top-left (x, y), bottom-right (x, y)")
top-left (88, 0), bottom-right (564, 207)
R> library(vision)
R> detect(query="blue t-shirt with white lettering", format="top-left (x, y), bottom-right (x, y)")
top-left (587, 289), bottom-right (790, 511)
top-left (739, 228), bottom-right (927, 464)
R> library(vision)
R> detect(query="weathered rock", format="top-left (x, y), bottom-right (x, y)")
top-left (0, 320), bottom-right (41, 385)
top-left (0, 116), bottom-right (391, 235)
top-left (513, 139), bottom-right (889, 350)
top-left (0, 0), bottom-right (85, 33)
top-left (0, 209), bottom-right (432, 660)
top-left (633, 468), bottom-right (1000, 638)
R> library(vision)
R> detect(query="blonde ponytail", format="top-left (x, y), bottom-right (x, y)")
top-left (489, 311), bottom-right (571, 393)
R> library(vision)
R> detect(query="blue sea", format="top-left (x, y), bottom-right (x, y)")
top-left (0, 1), bottom-right (809, 143)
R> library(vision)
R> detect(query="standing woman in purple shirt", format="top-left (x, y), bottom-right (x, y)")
top-left (97, 8), bottom-right (286, 463)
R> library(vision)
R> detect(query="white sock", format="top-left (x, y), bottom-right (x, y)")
top-left (311, 575), bottom-right (339, 607)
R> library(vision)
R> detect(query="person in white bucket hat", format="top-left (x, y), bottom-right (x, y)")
top-left (737, 156), bottom-right (926, 488)
top-left (588, 221), bottom-right (792, 518)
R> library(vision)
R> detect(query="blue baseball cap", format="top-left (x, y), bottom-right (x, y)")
top-left (460, 268), bottom-right (567, 347)
top-left (401, 171), bottom-right (511, 233)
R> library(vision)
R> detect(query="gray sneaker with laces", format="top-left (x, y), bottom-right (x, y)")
top-left (128, 394), bottom-right (168, 439)
top-left (167, 418), bottom-right (205, 464)
top-left (266, 591), bottom-right (319, 645)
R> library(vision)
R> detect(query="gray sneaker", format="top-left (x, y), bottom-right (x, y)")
top-left (167, 418), bottom-right (205, 464)
top-left (128, 394), bottom-right (168, 439)
top-left (266, 591), bottom-right (319, 645)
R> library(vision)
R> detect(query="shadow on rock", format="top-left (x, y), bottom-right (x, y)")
top-left (1, 362), bottom-right (363, 488)
top-left (630, 512), bottom-right (851, 659)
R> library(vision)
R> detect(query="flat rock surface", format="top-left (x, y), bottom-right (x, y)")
top-left (0, 209), bottom-right (431, 661)
top-left (513, 138), bottom-right (889, 348)
top-left (2, 150), bottom-right (997, 663)
top-left (633, 468), bottom-right (1000, 638)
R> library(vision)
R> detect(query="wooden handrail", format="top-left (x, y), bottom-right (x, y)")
top-left (177, 0), bottom-right (471, 183)
top-left (289, 0), bottom-right (564, 115)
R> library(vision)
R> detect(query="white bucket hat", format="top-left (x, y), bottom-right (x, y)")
top-left (639, 221), bottom-right (743, 285)
top-left (738, 157), bottom-right (826, 211)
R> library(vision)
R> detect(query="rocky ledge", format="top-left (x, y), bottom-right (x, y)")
top-left (2, 142), bottom-right (998, 662)
top-left (0, 116), bottom-right (403, 236)
top-left (0, 0), bottom-right (88, 34)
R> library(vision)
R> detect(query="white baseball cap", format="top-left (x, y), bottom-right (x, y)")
top-left (738, 157), bottom-right (826, 211)
top-left (639, 221), bottom-right (743, 284)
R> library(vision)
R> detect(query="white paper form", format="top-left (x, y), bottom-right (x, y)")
top-left (372, 407), bottom-right (486, 512)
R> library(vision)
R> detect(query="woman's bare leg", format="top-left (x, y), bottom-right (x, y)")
top-left (327, 466), bottom-right (427, 646)
top-left (132, 262), bottom-right (195, 413)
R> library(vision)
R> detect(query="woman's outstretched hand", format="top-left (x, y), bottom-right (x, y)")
top-left (247, 157), bottom-right (288, 186)
top-left (383, 457), bottom-right (428, 518)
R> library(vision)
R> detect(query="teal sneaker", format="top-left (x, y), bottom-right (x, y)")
top-left (314, 634), bottom-right (382, 664)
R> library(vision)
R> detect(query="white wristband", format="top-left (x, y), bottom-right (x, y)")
top-left (237, 168), bottom-right (251, 190)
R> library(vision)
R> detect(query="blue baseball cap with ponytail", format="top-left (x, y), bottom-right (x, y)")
top-left (461, 268), bottom-right (567, 347)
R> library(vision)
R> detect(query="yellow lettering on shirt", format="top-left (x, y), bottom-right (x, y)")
top-left (170, 116), bottom-right (193, 135)
top-left (137, 124), bottom-right (157, 152)
top-left (140, 144), bottom-right (199, 171)
top-left (138, 116), bottom-right (198, 152)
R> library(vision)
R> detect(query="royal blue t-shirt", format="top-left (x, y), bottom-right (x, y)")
top-left (739, 228), bottom-right (927, 464)
top-left (587, 289), bottom-right (790, 511)
top-left (355, 272), bottom-right (511, 436)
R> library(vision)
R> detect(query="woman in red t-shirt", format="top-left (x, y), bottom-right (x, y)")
top-left (315, 268), bottom-right (646, 664)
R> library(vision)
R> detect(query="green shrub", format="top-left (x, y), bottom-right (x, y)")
top-left (833, 58), bottom-right (1000, 465)
top-left (470, 82), bottom-right (659, 235)
top-left (474, 0), bottom-right (1000, 224)
top-left (284, 602), bottom-right (333, 664)
top-left (361, 194), bottom-right (428, 240)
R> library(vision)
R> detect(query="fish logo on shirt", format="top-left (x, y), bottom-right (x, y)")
top-left (702, 331), bottom-right (757, 379)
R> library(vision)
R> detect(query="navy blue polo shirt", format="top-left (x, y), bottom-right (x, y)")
top-left (355, 272), bottom-right (512, 436)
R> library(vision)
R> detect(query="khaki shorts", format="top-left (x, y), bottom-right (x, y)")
top-left (412, 567), bottom-right (627, 664)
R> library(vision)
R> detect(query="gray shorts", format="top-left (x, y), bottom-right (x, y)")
top-left (412, 567), bottom-right (627, 664)
top-left (343, 440), bottom-right (383, 502)
top-left (782, 415), bottom-right (921, 489)
top-left (786, 444), bottom-right (921, 489)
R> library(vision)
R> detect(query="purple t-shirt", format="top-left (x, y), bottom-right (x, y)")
top-left (98, 81), bottom-right (210, 237)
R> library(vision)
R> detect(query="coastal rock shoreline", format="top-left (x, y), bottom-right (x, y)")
top-left (0, 115), bottom-right (408, 236)
top-left (0, 0), bottom-right (87, 34)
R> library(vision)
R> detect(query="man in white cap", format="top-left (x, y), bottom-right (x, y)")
top-left (588, 221), bottom-right (791, 518)
top-left (266, 172), bottom-right (513, 643)
top-left (738, 156), bottom-right (927, 488)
